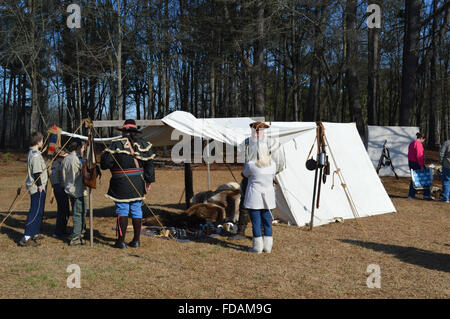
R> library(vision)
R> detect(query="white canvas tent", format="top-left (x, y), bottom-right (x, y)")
top-left (274, 122), bottom-right (397, 226)
top-left (136, 111), bottom-right (396, 227)
top-left (366, 126), bottom-right (419, 177)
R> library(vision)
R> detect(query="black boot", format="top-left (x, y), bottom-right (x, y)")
top-left (128, 218), bottom-right (142, 248)
top-left (114, 216), bottom-right (128, 249)
top-left (228, 209), bottom-right (249, 240)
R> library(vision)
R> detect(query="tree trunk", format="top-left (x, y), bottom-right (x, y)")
top-left (399, 0), bottom-right (421, 126)
top-left (367, 26), bottom-right (380, 125)
top-left (117, 0), bottom-right (123, 121)
top-left (135, 87), bottom-right (141, 120)
top-left (17, 74), bottom-right (26, 148)
top-left (252, 0), bottom-right (265, 118)
top-left (283, 36), bottom-right (288, 121)
top-left (148, 67), bottom-right (154, 119)
top-left (1, 70), bottom-right (13, 148)
top-left (345, 0), bottom-right (365, 138)
top-left (291, 8), bottom-right (299, 121)
top-left (428, 0), bottom-right (440, 148)
top-left (210, 62), bottom-right (216, 117)
top-left (122, 75), bottom-right (127, 120)
top-left (305, 4), bottom-right (324, 122)
top-left (30, 65), bottom-right (40, 134)
top-left (89, 78), bottom-right (97, 120)
top-left (163, 67), bottom-right (168, 116)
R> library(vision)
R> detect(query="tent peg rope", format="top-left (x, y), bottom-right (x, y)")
top-left (323, 134), bottom-right (368, 238)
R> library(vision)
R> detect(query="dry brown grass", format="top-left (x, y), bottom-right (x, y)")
top-left (0, 153), bottom-right (449, 299)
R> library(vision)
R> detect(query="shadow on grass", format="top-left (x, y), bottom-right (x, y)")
top-left (92, 206), bottom-right (116, 217)
top-left (144, 232), bottom-right (252, 252)
top-left (1, 203), bottom-right (250, 251)
top-left (0, 211), bottom-right (59, 243)
top-left (339, 239), bottom-right (450, 273)
top-left (0, 209), bottom-right (116, 246)
top-left (191, 235), bottom-right (251, 252)
top-left (388, 194), bottom-right (410, 199)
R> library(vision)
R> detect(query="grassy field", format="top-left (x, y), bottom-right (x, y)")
top-left (0, 152), bottom-right (448, 299)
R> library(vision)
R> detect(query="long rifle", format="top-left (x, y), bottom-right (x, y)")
top-left (376, 140), bottom-right (399, 179)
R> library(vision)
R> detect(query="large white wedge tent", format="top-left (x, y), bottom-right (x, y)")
top-left (273, 122), bottom-right (397, 226)
top-left (138, 111), bottom-right (396, 227)
top-left (366, 125), bottom-right (419, 177)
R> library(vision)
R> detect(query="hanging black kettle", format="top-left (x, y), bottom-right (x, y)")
top-left (306, 158), bottom-right (317, 171)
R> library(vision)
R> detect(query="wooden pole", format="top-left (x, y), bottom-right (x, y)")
top-left (89, 187), bottom-right (93, 247)
top-left (206, 141), bottom-right (211, 190)
top-left (87, 125), bottom-right (94, 247)
top-left (184, 162), bottom-right (193, 208)
top-left (309, 124), bottom-right (321, 230)
top-left (207, 163), bottom-right (211, 190)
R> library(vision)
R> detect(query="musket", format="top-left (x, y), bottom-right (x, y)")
top-left (376, 140), bottom-right (399, 179)
top-left (385, 146), bottom-right (399, 179)
top-left (376, 140), bottom-right (387, 174)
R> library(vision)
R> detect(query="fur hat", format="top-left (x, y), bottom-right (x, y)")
top-left (117, 119), bottom-right (141, 133)
top-left (249, 121), bottom-right (270, 131)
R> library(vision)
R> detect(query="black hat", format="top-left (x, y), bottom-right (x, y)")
top-left (117, 119), bottom-right (141, 133)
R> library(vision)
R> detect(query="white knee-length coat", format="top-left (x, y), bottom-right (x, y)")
top-left (242, 161), bottom-right (277, 210)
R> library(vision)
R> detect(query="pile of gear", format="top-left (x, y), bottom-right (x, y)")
top-left (142, 221), bottom-right (238, 243)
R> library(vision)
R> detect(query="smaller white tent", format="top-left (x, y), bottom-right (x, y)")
top-left (366, 126), bottom-right (419, 177)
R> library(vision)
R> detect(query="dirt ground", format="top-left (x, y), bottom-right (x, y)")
top-left (0, 151), bottom-right (448, 299)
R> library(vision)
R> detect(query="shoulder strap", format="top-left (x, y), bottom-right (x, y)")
top-left (126, 140), bottom-right (140, 168)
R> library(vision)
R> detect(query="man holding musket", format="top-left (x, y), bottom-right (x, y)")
top-left (101, 119), bottom-right (155, 249)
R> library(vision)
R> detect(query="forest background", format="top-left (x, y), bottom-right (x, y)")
top-left (0, 0), bottom-right (448, 149)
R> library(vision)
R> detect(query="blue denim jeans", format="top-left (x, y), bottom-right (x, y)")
top-left (69, 196), bottom-right (86, 239)
top-left (248, 209), bottom-right (272, 238)
top-left (442, 167), bottom-right (450, 201)
top-left (408, 161), bottom-right (431, 198)
top-left (115, 201), bottom-right (143, 218)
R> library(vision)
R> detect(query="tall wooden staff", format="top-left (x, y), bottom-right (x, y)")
top-left (84, 122), bottom-right (96, 247)
top-left (309, 122), bottom-right (326, 231)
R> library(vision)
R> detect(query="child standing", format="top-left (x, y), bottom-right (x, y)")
top-left (62, 138), bottom-right (87, 246)
top-left (19, 132), bottom-right (48, 247)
